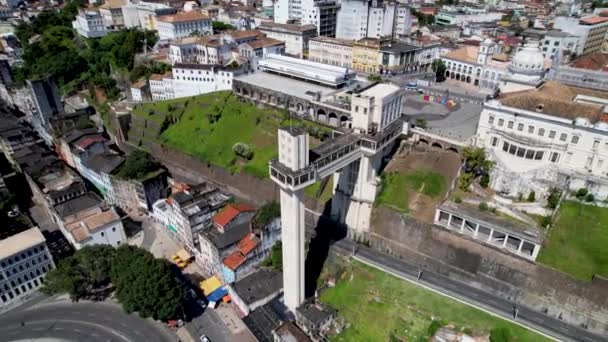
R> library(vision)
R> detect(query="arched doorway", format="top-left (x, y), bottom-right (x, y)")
top-left (339, 115), bottom-right (349, 127)
top-left (317, 109), bottom-right (327, 122)
top-left (328, 112), bottom-right (338, 126)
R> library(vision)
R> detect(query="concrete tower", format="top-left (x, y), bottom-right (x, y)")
top-left (477, 38), bottom-right (495, 65)
top-left (276, 127), bottom-right (310, 311)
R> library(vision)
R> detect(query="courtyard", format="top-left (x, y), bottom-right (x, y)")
top-left (319, 256), bottom-right (549, 341)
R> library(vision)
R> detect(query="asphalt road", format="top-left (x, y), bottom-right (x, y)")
top-left (0, 299), bottom-right (176, 342)
top-left (333, 239), bottom-right (608, 342)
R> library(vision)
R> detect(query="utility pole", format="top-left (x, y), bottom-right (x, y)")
top-left (513, 306), bottom-right (519, 320)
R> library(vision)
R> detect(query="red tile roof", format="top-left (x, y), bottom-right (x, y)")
top-left (223, 251), bottom-right (246, 270)
top-left (157, 11), bottom-right (210, 23)
top-left (212, 203), bottom-right (256, 227)
top-left (74, 135), bottom-right (106, 150)
top-left (569, 53), bottom-right (608, 71)
top-left (237, 233), bottom-right (260, 255)
top-left (580, 16), bottom-right (608, 25)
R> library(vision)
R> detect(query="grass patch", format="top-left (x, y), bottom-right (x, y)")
top-left (538, 201), bottom-right (608, 280)
top-left (135, 91), bottom-right (330, 178)
top-left (321, 260), bottom-right (550, 341)
top-left (376, 170), bottom-right (446, 213)
top-left (305, 178), bottom-right (333, 203)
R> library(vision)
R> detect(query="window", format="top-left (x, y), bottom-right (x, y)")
top-left (491, 137), bottom-right (498, 146)
top-left (550, 152), bottom-right (560, 163)
top-left (517, 123), bottom-right (524, 131)
top-left (593, 140), bottom-right (600, 149)
top-left (498, 118), bottom-right (504, 126)
top-left (534, 151), bottom-right (544, 160)
top-left (560, 133), bottom-right (567, 141)
top-left (502, 142), bottom-right (509, 152)
top-left (528, 126), bottom-right (534, 134)
top-left (509, 144), bottom-right (517, 154)
top-left (538, 128), bottom-right (545, 136)
top-left (101, 232), bottom-right (105, 237)
top-left (571, 136), bottom-right (579, 144)
top-left (516, 147), bottom-right (525, 157)
top-left (488, 116), bottom-right (494, 124)
top-left (525, 150), bottom-right (535, 159)
top-left (508, 121), bottom-right (514, 129)
top-left (549, 130), bottom-right (556, 138)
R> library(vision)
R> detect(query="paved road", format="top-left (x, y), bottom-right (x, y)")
top-left (0, 299), bottom-right (176, 342)
top-left (333, 239), bottom-right (607, 342)
top-left (186, 308), bottom-right (234, 342)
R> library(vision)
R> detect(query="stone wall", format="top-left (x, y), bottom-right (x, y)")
top-left (357, 207), bottom-right (608, 336)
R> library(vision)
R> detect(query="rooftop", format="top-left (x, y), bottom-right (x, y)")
top-left (442, 45), bottom-right (479, 64)
top-left (257, 54), bottom-right (356, 88)
top-left (358, 83), bottom-right (401, 99)
top-left (258, 22), bottom-right (317, 33)
top-left (244, 37), bottom-right (284, 49)
top-left (379, 42), bottom-right (420, 53)
top-left (54, 192), bottom-right (102, 219)
top-left (83, 153), bottom-right (125, 174)
top-left (274, 322), bottom-right (312, 342)
top-left (223, 251), bottom-right (246, 270)
top-left (310, 36), bottom-right (354, 46)
top-left (229, 29), bottom-right (263, 40)
top-left (235, 72), bottom-right (337, 99)
top-left (296, 299), bottom-right (336, 327)
top-left (65, 208), bottom-right (120, 242)
top-left (99, 0), bottom-right (125, 9)
top-left (233, 269), bottom-right (283, 305)
top-left (438, 201), bottom-right (543, 243)
top-left (73, 134), bottom-right (106, 150)
top-left (157, 11), bottom-right (209, 23)
top-left (499, 81), bottom-right (608, 123)
top-left (580, 16), bottom-right (608, 25)
top-left (0, 227), bottom-right (46, 261)
top-left (205, 221), bottom-right (251, 249)
top-left (237, 232), bottom-right (260, 254)
top-left (569, 53), bottom-right (608, 71)
top-left (213, 203), bottom-right (256, 227)
top-left (150, 71), bottom-right (173, 80)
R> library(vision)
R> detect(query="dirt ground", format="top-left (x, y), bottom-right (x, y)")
top-left (383, 148), bottom-right (461, 222)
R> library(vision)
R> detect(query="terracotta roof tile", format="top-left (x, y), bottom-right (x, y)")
top-left (223, 251), bottom-right (246, 270)
top-left (569, 53), bottom-right (608, 71)
top-left (580, 16), bottom-right (608, 25)
top-left (212, 203), bottom-right (256, 227)
top-left (157, 11), bottom-right (210, 23)
top-left (244, 37), bottom-right (283, 49)
top-left (237, 233), bottom-right (260, 255)
top-left (443, 46), bottom-right (479, 64)
top-left (74, 135), bottom-right (106, 150)
top-left (229, 29), bottom-right (263, 39)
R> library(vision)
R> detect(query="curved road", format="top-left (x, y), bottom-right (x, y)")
top-left (0, 300), bottom-right (176, 342)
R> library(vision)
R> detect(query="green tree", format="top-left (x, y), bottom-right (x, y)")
top-left (527, 191), bottom-right (536, 202)
top-left (367, 74), bottom-right (382, 82)
top-left (546, 187), bottom-right (561, 209)
top-left (111, 245), bottom-right (183, 321)
top-left (253, 201), bottom-right (280, 228)
top-left (575, 188), bottom-right (588, 200)
top-left (263, 241), bottom-right (283, 270)
top-left (212, 21), bottom-right (236, 32)
top-left (431, 59), bottom-right (446, 82)
top-left (415, 118), bottom-right (427, 128)
top-left (43, 245), bottom-right (115, 300)
top-left (116, 150), bottom-right (161, 180)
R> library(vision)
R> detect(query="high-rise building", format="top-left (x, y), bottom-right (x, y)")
top-left (27, 78), bottom-right (63, 127)
top-left (335, 0), bottom-right (411, 40)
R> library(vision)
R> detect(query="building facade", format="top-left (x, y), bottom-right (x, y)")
top-left (156, 12), bottom-right (213, 40)
top-left (0, 227), bottom-right (54, 308)
top-left (554, 16), bottom-right (608, 56)
top-left (258, 23), bottom-right (317, 58)
top-left (308, 36), bottom-right (354, 68)
top-left (72, 10), bottom-right (108, 38)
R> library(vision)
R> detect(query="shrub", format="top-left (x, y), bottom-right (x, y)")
top-left (540, 215), bottom-right (552, 228)
top-left (453, 195), bottom-right (462, 203)
top-left (575, 188), bottom-right (588, 200)
top-left (232, 142), bottom-right (254, 160)
top-left (585, 193), bottom-right (595, 202)
top-left (489, 327), bottom-right (511, 342)
top-left (480, 173), bottom-right (490, 188)
top-left (427, 320), bottom-right (443, 337)
top-left (459, 172), bottom-right (473, 192)
top-left (415, 118), bottom-right (428, 129)
top-left (479, 202), bottom-right (488, 211)
top-left (546, 187), bottom-right (561, 209)
top-left (527, 191), bottom-right (536, 202)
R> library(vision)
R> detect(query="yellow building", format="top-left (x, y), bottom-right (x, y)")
top-left (352, 38), bottom-right (382, 73)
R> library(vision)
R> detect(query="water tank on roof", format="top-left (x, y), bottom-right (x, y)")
top-left (594, 121), bottom-right (608, 132)
top-left (574, 117), bottom-right (591, 127)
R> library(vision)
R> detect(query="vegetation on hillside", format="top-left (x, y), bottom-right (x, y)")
top-left (253, 201), bottom-right (280, 228)
top-left (321, 259), bottom-right (548, 341)
top-left (377, 170), bottom-right (447, 213)
top-left (131, 92), bottom-right (331, 178)
top-left (212, 21), bottom-right (236, 32)
top-left (115, 150), bottom-right (162, 181)
top-left (43, 245), bottom-right (184, 321)
top-left (14, 0), bottom-right (158, 98)
top-left (538, 201), bottom-right (608, 280)
top-left (263, 241), bottom-right (283, 270)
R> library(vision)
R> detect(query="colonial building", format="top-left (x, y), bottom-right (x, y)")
top-left (554, 16), bottom-right (608, 56)
top-left (72, 10), bottom-right (108, 38)
top-left (442, 38), bottom-right (509, 94)
top-left (156, 12), bottom-right (213, 40)
top-left (309, 36), bottom-right (354, 69)
top-left (257, 23), bottom-right (317, 58)
top-left (476, 80), bottom-right (608, 199)
top-left (99, 0), bottom-right (126, 29)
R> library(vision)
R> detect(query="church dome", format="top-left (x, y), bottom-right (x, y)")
top-left (509, 39), bottom-right (545, 76)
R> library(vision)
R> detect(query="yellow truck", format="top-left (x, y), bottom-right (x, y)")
top-left (171, 249), bottom-right (193, 269)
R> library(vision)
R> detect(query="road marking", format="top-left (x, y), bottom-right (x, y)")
top-left (353, 255), bottom-right (561, 342)
top-left (25, 319), bottom-right (133, 342)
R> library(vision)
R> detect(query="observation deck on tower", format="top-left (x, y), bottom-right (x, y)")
top-left (269, 118), bottom-right (406, 191)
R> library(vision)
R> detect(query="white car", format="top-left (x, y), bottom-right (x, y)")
top-left (200, 336), bottom-right (210, 342)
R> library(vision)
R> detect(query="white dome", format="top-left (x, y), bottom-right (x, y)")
top-left (509, 39), bottom-right (545, 76)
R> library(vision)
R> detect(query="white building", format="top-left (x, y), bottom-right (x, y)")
top-left (168, 30), bottom-right (264, 65)
top-left (172, 63), bottom-right (240, 98)
top-left (99, 0), bottom-right (126, 29)
top-left (72, 10), bottom-right (108, 38)
top-left (121, 1), bottom-right (176, 30)
top-left (335, 0), bottom-right (412, 40)
top-left (442, 38), bottom-right (509, 94)
top-left (350, 83), bottom-right (403, 134)
top-left (258, 23), bottom-right (317, 58)
top-left (476, 80), bottom-right (608, 199)
top-left (62, 205), bottom-right (127, 250)
top-left (156, 12), bottom-right (213, 41)
top-left (149, 72), bottom-right (174, 101)
top-left (309, 36), bottom-right (354, 68)
top-left (0, 227), bottom-right (54, 308)
top-left (541, 30), bottom-right (578, 62)
top-left (553, 16), bottom-right (608, 56)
